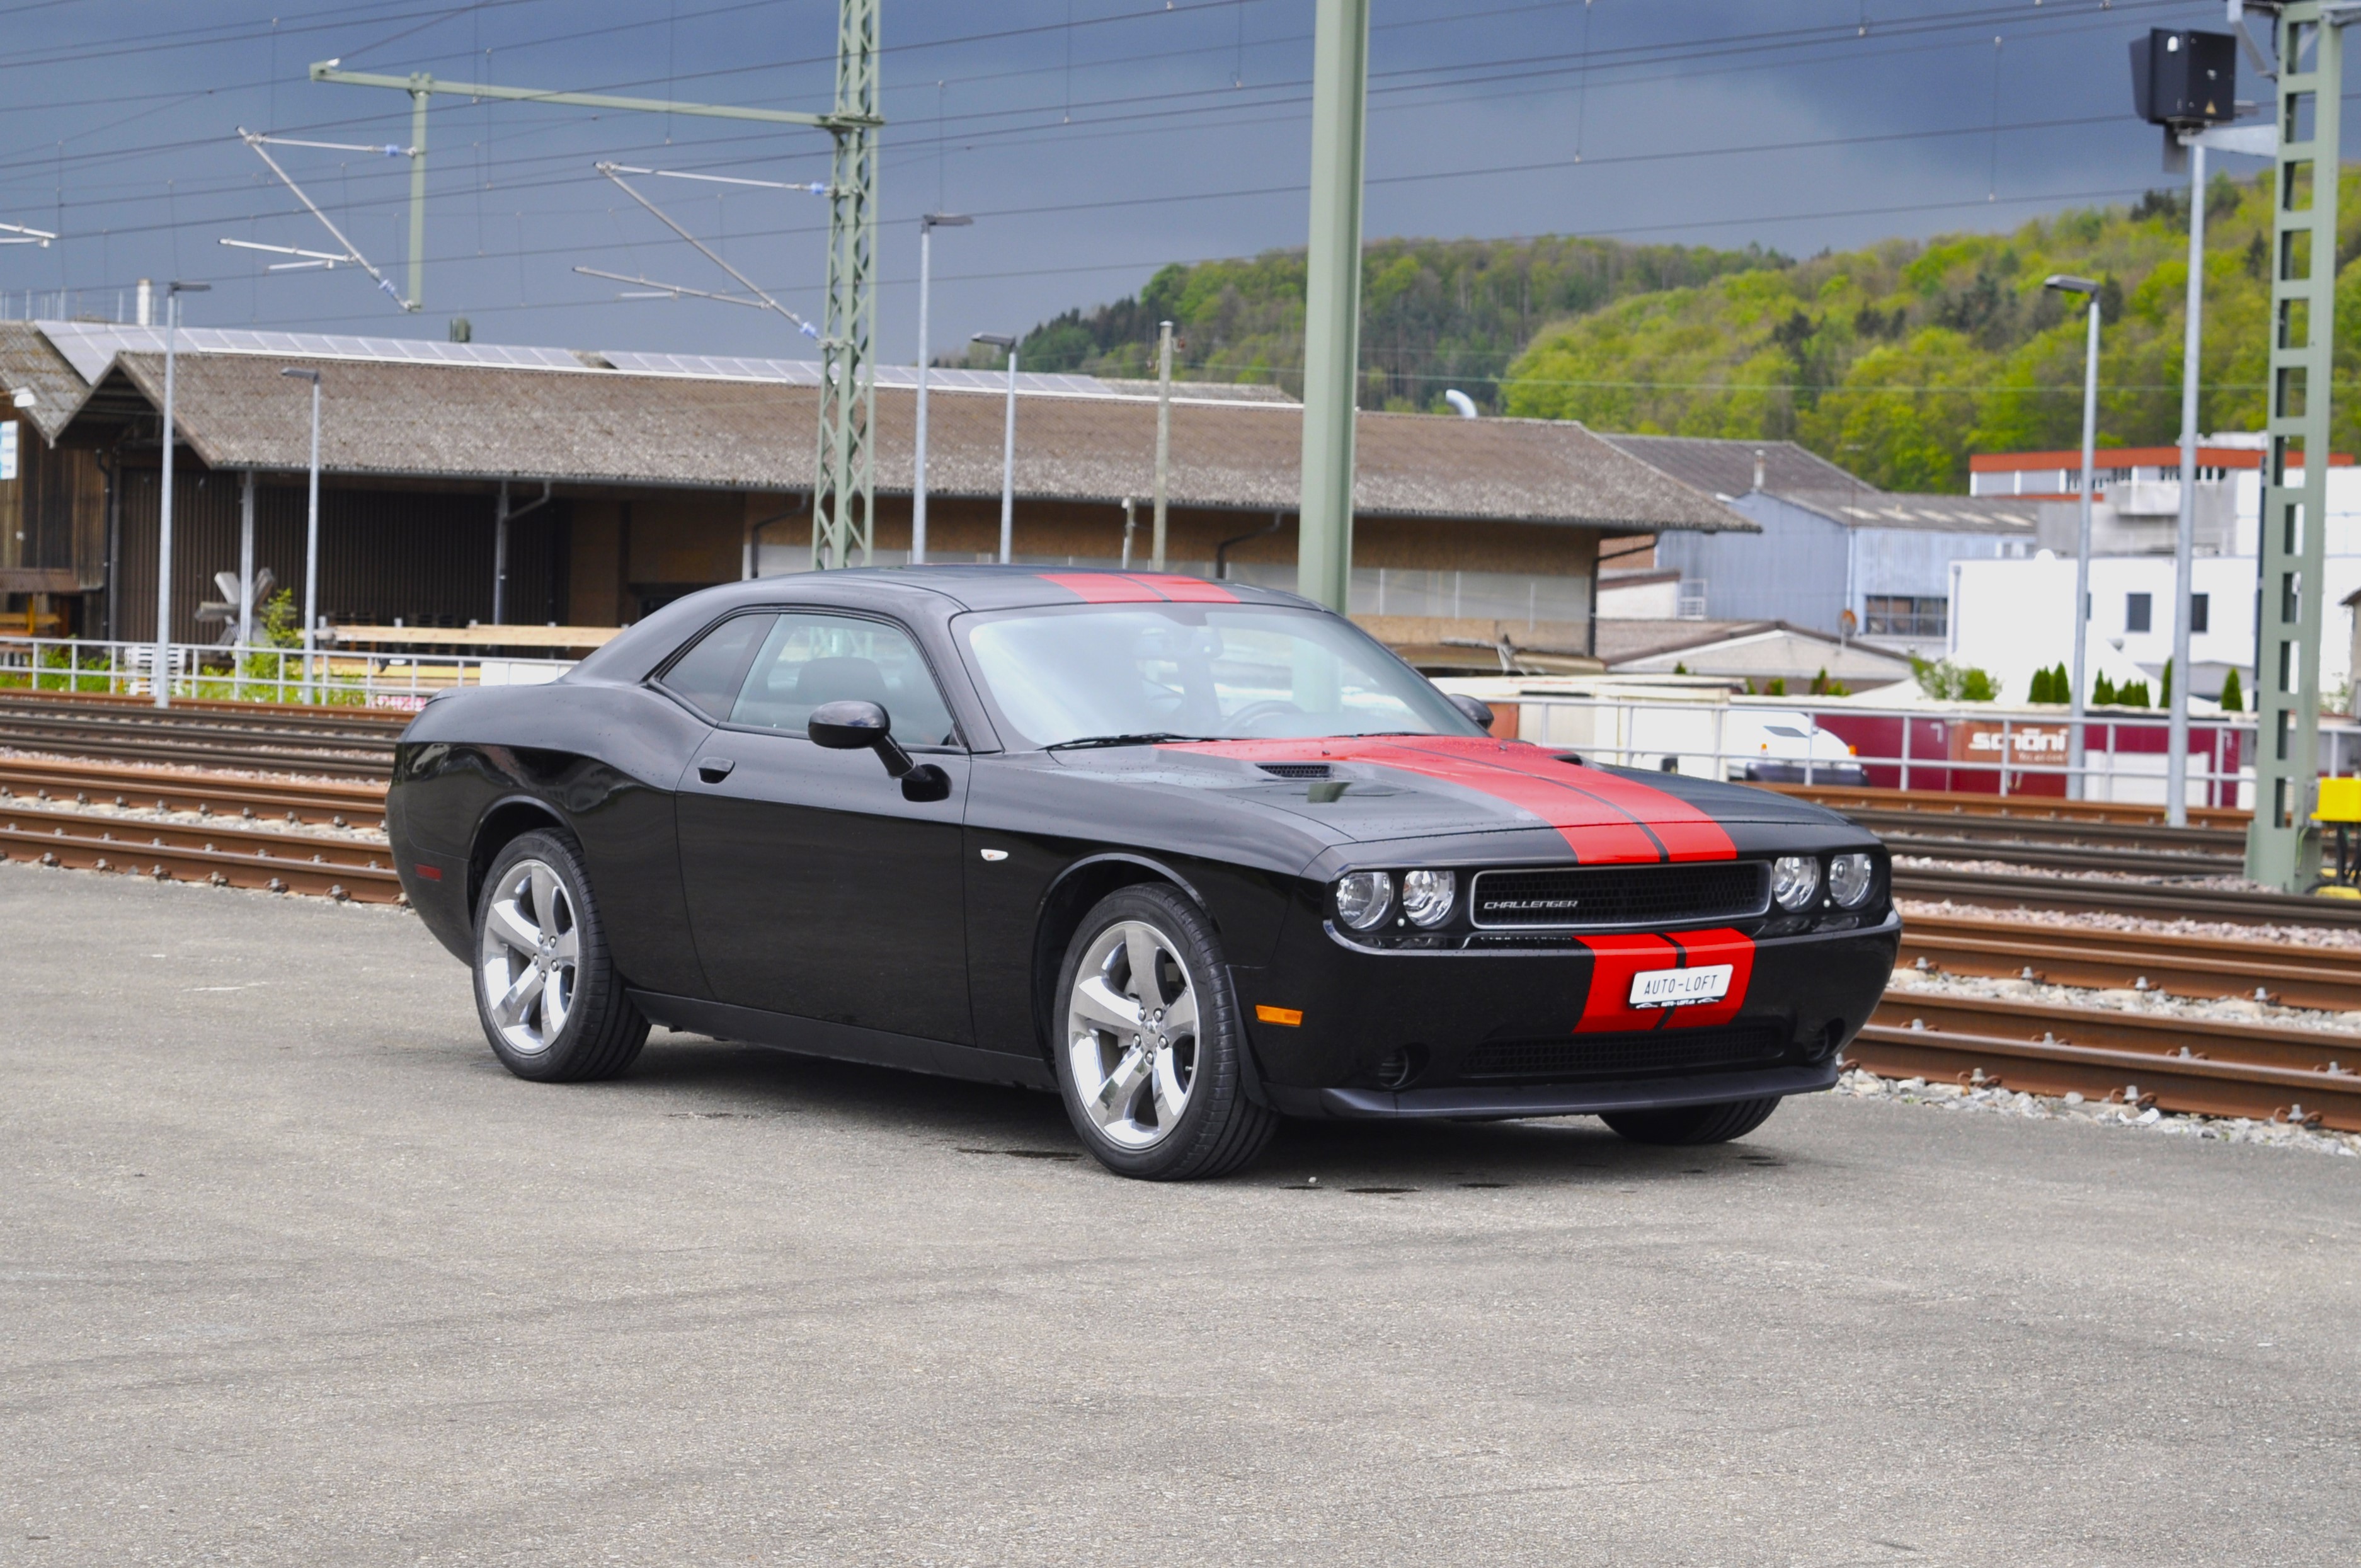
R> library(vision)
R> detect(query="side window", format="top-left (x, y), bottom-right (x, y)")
top-left (657, 613), bottom-right (775, 719)
top-left (727, 613), bottom-right (960, 747)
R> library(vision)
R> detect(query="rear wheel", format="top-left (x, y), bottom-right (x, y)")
top-left (1601, 1096), bottom-right (1780, 1146)
top-left (1053, 884), bottom-right (1277, 1181)
top-left (473, 829), bottom-right (648, 1082)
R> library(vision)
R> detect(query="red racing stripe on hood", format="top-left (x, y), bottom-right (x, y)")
top-left (1572, 927), bottom-right (1756, 1033)
top-left (1158, 735), bottom-right (1735, 863)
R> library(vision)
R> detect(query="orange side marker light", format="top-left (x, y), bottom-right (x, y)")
top-left (1255, 1005), bottom-right (1304, 1027)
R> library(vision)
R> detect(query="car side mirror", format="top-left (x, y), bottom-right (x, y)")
top-left (808, 699), bottom-right (951, 803)
top-left (1447, 693), bottom-right (1495, 731)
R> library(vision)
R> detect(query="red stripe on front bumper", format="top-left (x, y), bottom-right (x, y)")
top-left (1573, 926), bottom-right (1756, 1033)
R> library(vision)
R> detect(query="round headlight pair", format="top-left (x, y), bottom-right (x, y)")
top-left (1772, 852), bottom-right (1878, 912)
top-left (1336, 869), bottom-right (1456, 930)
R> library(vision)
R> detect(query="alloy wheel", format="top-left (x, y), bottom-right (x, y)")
top-left (477, 858), bottom-right (580, 1055)
top-left (1065, 918), bottom-right (1199, 1149)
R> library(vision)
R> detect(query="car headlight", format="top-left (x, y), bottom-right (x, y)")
top-left (1335, 871), bottom-right (1393, 930)
top-left (1401, 869), bottom-right (1455, 927)
top-left (1771, 855), bottom-right (1821, 911)
top-left (1828, 852), bottom-right (1876, 908)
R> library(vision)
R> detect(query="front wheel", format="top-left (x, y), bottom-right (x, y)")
top-left (1052, 884), bottom-right (1278, 1181)
top-left (473, 829), bottom-right (648, 1082)
top-left (1601, 1096), bottom-right (1780, 1146)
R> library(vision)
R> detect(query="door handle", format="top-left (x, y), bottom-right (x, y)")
top-left (695, 757), bottom-right (736, 784)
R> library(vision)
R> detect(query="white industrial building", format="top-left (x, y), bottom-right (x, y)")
top-left (1947, 445), bottom-right (2361, 706)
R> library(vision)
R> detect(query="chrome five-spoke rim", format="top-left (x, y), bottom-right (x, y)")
top-left (1065, 920), bottom-right (1199, 1150)
top-left (478, 859), bottom-right (579, 1055)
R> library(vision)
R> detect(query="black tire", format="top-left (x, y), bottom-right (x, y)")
top-left (1601, 1096), bottom-right (1781, 1147)
top-left (472, 828), bottom-right (648, 1083)
top-left (1051, 884), bottom-right (1278, 1181)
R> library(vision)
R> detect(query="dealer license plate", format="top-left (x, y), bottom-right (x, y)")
top-left (1627, 963), bottom-right (1734, 1009)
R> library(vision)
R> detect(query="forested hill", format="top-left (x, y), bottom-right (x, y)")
top-left (1000, 236), bottom-right (1786, 408)
top-left (999, 169), bottom-right (2361, 493)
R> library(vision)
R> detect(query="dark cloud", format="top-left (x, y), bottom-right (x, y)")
top-left (0, 1), bottom-right (2258, 358)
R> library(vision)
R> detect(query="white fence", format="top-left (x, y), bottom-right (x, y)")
top-left (1478, 690), bottom-right (2361, 811)
top-left (0, 635), bottom-right (573, 709)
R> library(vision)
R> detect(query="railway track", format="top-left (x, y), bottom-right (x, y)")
top-left (0, 756), bottom-right (386, 828)
top-left (1773, 782), bottom-right (2250, 832)
top-left (1898, 912), bottom-right (2361, 1011)
top-left (0, 797), bottom-right (402, 901)
top-left (0, 690), bottom-right (403, 776)
top-left (1853, 990), bottom-right (2361, 1131)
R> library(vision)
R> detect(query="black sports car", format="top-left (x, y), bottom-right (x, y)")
top-left (388, 567), bottom-right (1897, 1180)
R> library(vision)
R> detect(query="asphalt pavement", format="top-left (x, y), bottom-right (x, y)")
top-left (4, 859), bottom-right (2357, 1566)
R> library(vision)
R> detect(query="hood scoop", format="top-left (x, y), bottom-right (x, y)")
top-left (1257, 762), bottom-right (1333, 779)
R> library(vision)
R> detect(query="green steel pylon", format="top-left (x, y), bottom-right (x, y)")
top-left (2248, 3), bottom-right (2341, 890)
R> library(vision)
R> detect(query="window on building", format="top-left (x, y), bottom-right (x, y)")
top-left (1863, 595), bottom-right (1948, 638)
top-left (2190, 593), bottom-right (2209, 634)
top-left (2126, 592), bottom-right (2152, 633)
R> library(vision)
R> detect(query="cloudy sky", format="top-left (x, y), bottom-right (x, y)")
top-left (0, 1), bottom-right (2277, 362)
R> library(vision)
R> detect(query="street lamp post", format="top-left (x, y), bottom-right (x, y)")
top-left (911, 213), bottom-right (971, 566)
top-left (2044, 273), bottom-right (2103, 800)
top-left (153, 280), bottom-right (210, 709)
top-left (279, 368), bottom-right (323, 702)
top-left (973, 333), bottom-right (1018, 564)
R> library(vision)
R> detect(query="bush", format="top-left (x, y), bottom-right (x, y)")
top-left (1808, 667), bottom-right (1849, 697)
top-left (1764, 676), bottom-right (1787, 696)
top-left (2093, 672), bottom-right (2117, 706)
top-left (2219, 668), bottom-right (2243, 712)
top-left (1910, 654), bottom-right (1998, 702)
top-left (2117, 678), bottom-right (2152, 707)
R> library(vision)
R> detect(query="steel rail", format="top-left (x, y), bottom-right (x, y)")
top-left (1882, 835), bottom-right (2244, 878)
top-left (1853, 987), bottom-right (2361, 1130)
top-left (1890, 866), bottom-right (2361, 926)
top-left (1769, 782), bottom-right (2251, 830)
top-left (1897, 912), bottom-right (2361, 1012)
top-left (0, 757), bottom-right (386, 829)
top-left (0, 802), bottom-right (401, 902)
top-left (1832, 804), bottom-right (2243, 856)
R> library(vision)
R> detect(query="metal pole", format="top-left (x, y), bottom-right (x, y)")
top-left (2069, 295), bottom-right (2099, 800)
top-left (1295, 0), bottom-right (1371, 614)
top-left (912, 222), bottom-right (934, 566)
top-left (493, 479), bottom-right (510, 624)
top-left (407, 83), bottom-right (430, 312)
top-left (154, 292), bottom-right (179, 709)
top-left (237, 467), bottom-right (256, 652)
top-left (998, 350), bottom-right (1017, 565)
top-left (302, 374), bottom-right (320, 703)
top-left (1152, 319), bottom-right (1173, 571)
top-left (2166, 140), bottom-right (2205, 827)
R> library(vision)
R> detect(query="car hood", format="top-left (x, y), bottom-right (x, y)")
top-left (1043, 735), bottom-right (1849, 856)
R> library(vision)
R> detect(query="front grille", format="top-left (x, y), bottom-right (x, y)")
top-left (1257, 762), bottom-right (1332, 779)
top-left (1458, 1025), bottom-right (1786, 1082)
top-left (1469, 862), bottom-right (1768, 930)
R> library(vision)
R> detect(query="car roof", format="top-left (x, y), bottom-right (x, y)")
top-left (814, 564), bottom-right (1313, 613)
top-left (568, 564), bottom-right (1320, 686)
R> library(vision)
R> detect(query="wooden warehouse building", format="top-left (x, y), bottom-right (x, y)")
top-left (0, 321), bottom-right (1751, 665)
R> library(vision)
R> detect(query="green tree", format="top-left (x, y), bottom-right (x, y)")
top-left (2219, 667), bottom-right (2244, 712)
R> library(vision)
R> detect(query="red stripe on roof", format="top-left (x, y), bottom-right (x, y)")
top-left (1124, 573), bottom-right (1237, 602)
top-left (1041, 572), bottom-right (1166, 603)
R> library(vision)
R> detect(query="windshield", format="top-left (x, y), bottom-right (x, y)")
top-left (958, 602), bottom-right (1481, 749)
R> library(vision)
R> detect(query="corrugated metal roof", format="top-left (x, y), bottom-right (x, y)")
top-left (1775, 490), bottom-right (2039, 533)
top-left (73, 351), bottom-right (1753, 533)
top-left (1595, 433), bottom-right (1861, 496)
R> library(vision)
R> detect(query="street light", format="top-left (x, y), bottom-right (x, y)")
top-left (280, 368), bottom-right (323, 703)
top-left (154, 280), bottom-right (211, 709)
top-left (973, 332), bottom-right (1019, 564)
top-left (912, 213), bottom-right (971, 566)
top-left (2045, 273), bottom-right (2103, 801)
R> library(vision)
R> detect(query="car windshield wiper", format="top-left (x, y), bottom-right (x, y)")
top-left (1045, 731), bottom-right (1209, 750)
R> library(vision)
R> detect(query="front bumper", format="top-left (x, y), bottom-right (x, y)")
top-left (1234, 903), bottom-right (1899, 1117)
top-left (1272, 1060), bottom-right (1841, 1120)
